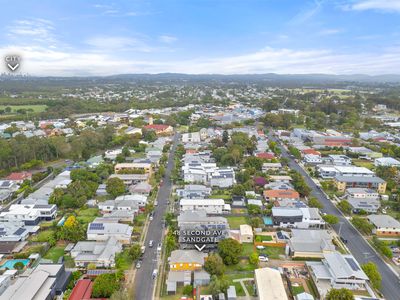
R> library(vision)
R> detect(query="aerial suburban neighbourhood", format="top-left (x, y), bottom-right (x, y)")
top-left (1, 1), bottom-right (400, 299)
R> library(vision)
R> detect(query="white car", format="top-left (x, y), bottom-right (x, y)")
top-left (259, 255), bottom-right (269, 262)
top-left (256, 245), bottom-right (265, 250)
top-left (152, 269), bottom-right (158, 279)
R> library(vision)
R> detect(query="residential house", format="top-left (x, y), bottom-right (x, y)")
top-left (239, 224), bottom-right (253, 243)
top-left (288, 229), bottom-right (335, 258)
top-left (5, 172), bottom-right (32, 183)
top-left (374, 157), bottom-right (400, 167)
top-left (209, 168), bottom-right (236, 188)
top-left (1, 263), bottom-right (71, 299)
top-left (367, 215), bottom-right (400, 237)
top-left (71, 236), bottom-right (122, 268)
top-left (114, 162), bottom-right (152, 175)
top-left (87, 222), bottom-right (133, 244)
top-left (176, 185), bottom-right (212, 199)
top-left (182, 132), bottom-right (201, 143)
top-left (307, 252), bottom-right (369, 298)
top-left (317, 165), bottom-right (374, 179)
top-left (271, 207), bottom-right (325, 229)
top-left (178, 210), bottom-right (230, 250)
top-left (303, 154), bottom-right (323, 165)
top-left (180, 198), bottom-right (229, 214)
top-left (143, 124), bottom-right (173, 135)
top-left (326, 155), bottom-right (352, 166)
top-left (262, 163), bottom-right (282, 172)
top-left (129, 182), bottom-right (152, 195)
top-left (263, 189), bottom-right (300, 202)
top-left (109, 173), bottom-right (149, 185)
top-left (169, 250), bottom-right (207, 271)
top-left (0, 204), bottom-right (57, 225)
top-left (345, 188), bottom-right (379, 199)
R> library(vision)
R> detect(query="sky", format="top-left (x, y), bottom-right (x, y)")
top-left (0, 0), bottom-right (400, 76)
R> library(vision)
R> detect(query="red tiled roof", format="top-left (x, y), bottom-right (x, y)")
top-left (263, 189), bottom-right (300, 199)
top-left (301, 149), bottom-right (321, 156)
top-left (6, 172), bottom-right (32, 181)
top-left (144, 124), bottom-right (170, 131)
top-left (69, 280), bottom-right (92, 300)
top-left (257, 152), bottom-right (275, 159)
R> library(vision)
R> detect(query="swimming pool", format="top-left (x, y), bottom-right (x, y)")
top-left (263, 216), bottom-right (273, 225)
top-left (0, 259), bottom-right (30, 269)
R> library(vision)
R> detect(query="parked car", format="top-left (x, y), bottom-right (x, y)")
top-left (149, 240), bottom-right (154, 247)
top-left (141, 246), bottom-right (146, 254)
top-left (256, 245), bottom-right (265, 250)
top-left (157, 243), bottom-right (162, 252)
top-left (340, 236), bottom-right (348, 244)
top-left (259, 254), bottom-right (269, 262)
top-left (136, 260), bottom-right (142, 269)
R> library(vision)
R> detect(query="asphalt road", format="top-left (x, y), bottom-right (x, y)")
top-left (268, 130), bottom-right (400, 300)
top-left (133, 133), bottom-right (179, 300)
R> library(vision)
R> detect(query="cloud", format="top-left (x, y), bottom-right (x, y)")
top-left (159, 35), bottom-right (178, 43)
top-left (7, 19), bottom-right (56, 44)
top-left (318, 28), bottom-right (342, 36)
top-left (1, 44), bottom-right (400, 76)
top-left (289, 0), bottom-right (324, 25)
top-left (343, 0), bottom-right (400, 12)
top-left (85, 36), bottom-right (171, 53)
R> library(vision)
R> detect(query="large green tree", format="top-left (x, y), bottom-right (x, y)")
top-left (326, 288), bottom-right (354, 300)
top-left (106, 177), bottom-right (126, 198)
top-left (217, 238), bottom-right (242, 265)
top-left (204, 253), bottom-right (225, 276)
top-left (362, 262), bottom-right (381, 290)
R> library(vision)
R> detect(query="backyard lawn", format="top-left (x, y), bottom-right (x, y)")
top-left (227, 216), bottom-right (247, 229)
top-left (44, 246), bottom-right (66, 263)
top-left (255, 235), bottom-right (273, 242)
top-left (242, 243), bottom-right (255, 257)
top-left (76, 208), bottom-right (99, 224)
top-left (291, 284), bottom-right (305, 295)
top-left (30, 229), bottom-right (54, 242)
top-left (257, 246), bottom-right (285, 259)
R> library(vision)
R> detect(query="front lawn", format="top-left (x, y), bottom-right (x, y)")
top-left (44, 246), bottom-right (66, 263)
top-left (226, 259), bottom-right (256, 272)
top-left (209, 194), bottom-right (231, 200)
top-left (115, 249), bottom-right (133, 271)
top-left (242, 243), bottom-right (255, 257)
top-left (227, 216), bottom-right (247, 229)
top-left (257, 246), bottom-right (285, 259)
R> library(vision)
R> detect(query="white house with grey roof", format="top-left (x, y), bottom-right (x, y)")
top-left (87, 222), bottom-right (133, 244)
top-left (180, 198), bottom-right (229, 214)
top-left (288, 229), bottom-right (335, 258)
top-left (71, 236), bottom-right (122, 268)
top-left (307, 252), bottom-right (369, 298)
top-left (367, 214), bottom-right (400, 237)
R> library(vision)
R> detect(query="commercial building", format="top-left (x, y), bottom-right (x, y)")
top-left (334, 175), bottom-right (386, 193)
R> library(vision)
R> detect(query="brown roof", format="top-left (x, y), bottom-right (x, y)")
top-left (263, 189), bottom-right (300, 199)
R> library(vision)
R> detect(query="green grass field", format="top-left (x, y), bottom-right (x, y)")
top-left (30, 229), bottom-right (55, 242)
top-left (227, 216), bottom-right (247, 229)
top-left (257, 246), bottom-right (285, 259)
top-left (44, 246), bottom-right (66, 263)
top-left (0, 105), bottom-right (48, 113)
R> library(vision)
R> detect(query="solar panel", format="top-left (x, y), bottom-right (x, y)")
top-left (13, 228), bottom-right (26, 236)
top-left (345, 257), bottom-right (360, 271)
top-left (89, 223), bottom-right (104, 230)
